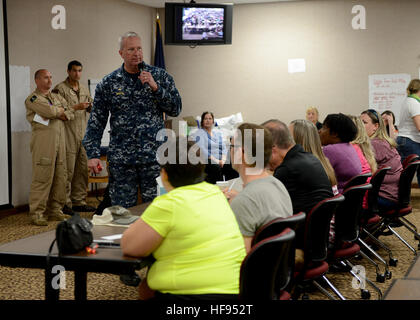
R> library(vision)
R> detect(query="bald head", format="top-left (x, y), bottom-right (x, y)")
top-left (261, 119), bottom-right (295, 149)
top-left (34, 69), bottom-right (48, 80)
top-left (34, 69), bottom-right (52, 92)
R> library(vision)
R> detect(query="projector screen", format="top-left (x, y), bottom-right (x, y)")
top-left (0, 0), bottom-right (11, 208)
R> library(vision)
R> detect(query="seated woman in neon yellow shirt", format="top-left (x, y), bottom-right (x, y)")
top-left (121, 138), bottom-right (246, 300)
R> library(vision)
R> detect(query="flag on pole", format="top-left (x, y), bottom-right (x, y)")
top-left (154, 15), bottom-right (167, 120)
top-left (154, 17), bottom-right (165, 70)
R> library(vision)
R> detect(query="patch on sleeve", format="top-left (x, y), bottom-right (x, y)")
top-left (30, 95), bottom-right (37, 103)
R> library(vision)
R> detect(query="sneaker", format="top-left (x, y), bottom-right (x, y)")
top-left (72, 204), bottom-right (97, 212)
top-left (120, 273), bottom-right (141, 287)
top-left (63, 205), bottom-right (74, 216)
top-left (31, 215), bottom-right (48, 226)
top-left (48, 211), bottom-right (71, 221)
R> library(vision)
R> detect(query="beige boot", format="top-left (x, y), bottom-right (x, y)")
top-left (31, 214), bottom-right (48, 226)
top-left (48, 211), bottom-right (70, 221)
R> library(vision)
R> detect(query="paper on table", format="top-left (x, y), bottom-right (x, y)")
top-left (101, 234), bottom-right (123, 240)
top-left (33, 114), bottom-right (49, 126)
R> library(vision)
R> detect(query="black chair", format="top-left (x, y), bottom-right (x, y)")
top-left (370, 160), bottom-right (420, 256)
top-left (343, 172), bottom-right (372, 190)
top-left (252, 212), bottom-right (306, 246)
top-left (402, 154), bottom-right (419, 168)
top-left (239, 228), bottom-right (296, 300)
top-left (292, 194), bottom-right (346, 300)
top-left (252, 212), bottom-right (306, 296)
top-left (360, 166), bottom-right (398, 269)
top-left (328, 183), bottom-right (383, 300)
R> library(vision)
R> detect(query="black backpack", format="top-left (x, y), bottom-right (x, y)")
top-left (55, 212), bottom-right (93, 254)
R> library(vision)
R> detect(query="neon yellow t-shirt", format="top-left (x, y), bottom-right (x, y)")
top-left (141, 181), bottom-right (246, 295)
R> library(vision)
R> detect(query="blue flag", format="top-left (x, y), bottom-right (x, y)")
top-left (154, 18), bottom-right (165, 70)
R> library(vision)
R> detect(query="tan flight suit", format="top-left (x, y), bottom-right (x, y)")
top-left (25, 89), bottom-right (74, 223)
top-left (52, 78), bottom-right (92, 208)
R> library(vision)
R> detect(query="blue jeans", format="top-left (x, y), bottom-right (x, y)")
top-left (396, 136), bottom-right (420, 185)
top-left (377, 196), bottom-right (398, 210)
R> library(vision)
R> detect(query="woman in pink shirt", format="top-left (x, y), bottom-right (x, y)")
top-left (360, 109), bottom-right (403, 209)
top-left (348, 115), bottom-right (378, 208)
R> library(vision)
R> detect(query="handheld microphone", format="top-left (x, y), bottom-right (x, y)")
top-left (138, 61), bottom-right (150, 90)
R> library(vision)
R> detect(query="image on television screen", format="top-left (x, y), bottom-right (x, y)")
top-left (182, 7), bottom-right (224, 41)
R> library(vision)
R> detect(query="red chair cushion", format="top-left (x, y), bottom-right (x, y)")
top-left (381, 209), bottom-right (396, 216)
top-left (332, 243), bottom-right (360, 259)
top-left (279, 290), bottom-right (291, 300)
top-left (397, 206), bottom-right (412, 217)
top-left (367, 215), bottom-right (380, 225)
top-left (294, 261), bottom-right (329, 280)
top-left (381, 206), bottom-right (412, 217)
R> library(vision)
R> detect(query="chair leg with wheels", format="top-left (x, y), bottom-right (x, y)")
top-left (311, 280), bottom-right (339, 300)
top-left (339, 261), bottom-right (370, 300)
top-left (399, 217), bottom-right (420, 249)
top-left (358, 240), bottom-right (390, 282)
top-left (345, 260), bottom-right (383, 300)
top-left (388, 226), bottom-right (418, 256)
top-left (363, 228), bottom-right (398, 267)
top-left (320, 276), bottom-right (346, 300)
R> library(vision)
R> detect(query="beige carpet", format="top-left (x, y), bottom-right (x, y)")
top-left (0, 192), bottom-right (419, 300)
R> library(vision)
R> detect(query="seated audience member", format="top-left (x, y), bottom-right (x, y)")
top-left (381, 110), bottom-right (398, 140)
top-left (361, 109), bottom-right (403, 209)
top-left (262, 119), bottom-right (333, 248)
top-left (289, 119), bottom-right (338, 194)
top-left (348, 115), bottom-right (378, 175)
top-left (121, 138), bottom-right (246, 300)
top-left (306, 106), bottom-right (323, 130)
top-left (193, 111), bottom-right (228, 183)
top-left (223, 123), bottom-right (293, 253)
top-left (348, 115), bottom-right (378, 210)
top-left (319, 113), bottom-right (362, 194)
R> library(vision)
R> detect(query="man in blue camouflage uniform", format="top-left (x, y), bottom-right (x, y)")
top-left (83, 31), bottom-right (182, 209)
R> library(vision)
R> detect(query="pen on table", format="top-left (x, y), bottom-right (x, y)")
top-left (228, 179), bottom-right (238, 192)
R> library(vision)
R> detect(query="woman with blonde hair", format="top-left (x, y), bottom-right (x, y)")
top-left (306, 106), bottom-right (323, 130)
top-left (348, 115), bottom-right (377, 174)
top-left (361, 109), bottom-right (402, 209)
top-left (290, 119), bottom-right (338, 194)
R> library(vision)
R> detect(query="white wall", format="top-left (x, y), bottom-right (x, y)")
top-left (163, 0), bottom-right (420, 124)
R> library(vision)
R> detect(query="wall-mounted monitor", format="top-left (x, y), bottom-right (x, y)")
top-left (165, 2), bottom-right (233, 46)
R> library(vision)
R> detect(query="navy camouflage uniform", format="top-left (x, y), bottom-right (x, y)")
top-left (82, 63), bottom-right (182, 208)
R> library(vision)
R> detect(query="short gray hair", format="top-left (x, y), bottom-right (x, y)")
top-left (118, 31), bottom-right (140, 50)
top-left (261, 119), bottom-right (295, 149)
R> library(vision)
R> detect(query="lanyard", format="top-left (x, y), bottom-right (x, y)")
top-left (408, 94), bottom-right (420, 103)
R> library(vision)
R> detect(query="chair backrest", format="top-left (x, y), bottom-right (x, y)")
top-left (239, 228), bottom-right (295, 300)
top-left (343, 172), bottom-right (372, 190)
top-left (252, 212), bottom-right (306, 246)
top-left (303, 194), bottom-right (345, 262)
top-left (402, 154), bottom-right (419, 169)
top-left (398, 160), bottom-right (420, 208)
top-left (366, 166), bottom-right (391, 214)
top-left (334, 183), bottom-right (372, 244)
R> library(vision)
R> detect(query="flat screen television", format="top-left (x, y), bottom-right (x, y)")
top-left (165, 2), bottom-right (233, 45)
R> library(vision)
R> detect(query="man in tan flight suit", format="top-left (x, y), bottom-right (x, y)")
top-left (52, 61), bottom-right (96, 214)
top-left (25, 69), bottom-right (90, 226)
